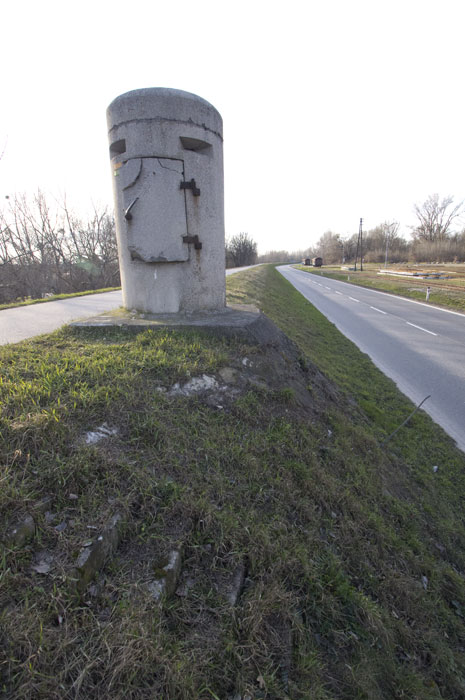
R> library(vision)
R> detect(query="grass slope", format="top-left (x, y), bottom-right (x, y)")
top-left (1, 264), bottom-right (465, 699)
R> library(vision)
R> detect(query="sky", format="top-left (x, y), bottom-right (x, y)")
top-left (1, 0), bottom-right (464, 254)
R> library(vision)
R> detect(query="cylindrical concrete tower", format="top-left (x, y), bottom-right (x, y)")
top-left (107, 88), bottom-right (225, 314)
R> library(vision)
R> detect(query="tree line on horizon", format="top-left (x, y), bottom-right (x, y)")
top-left (258, 194), bottom-right (465, 266)
top-left (0, 192), bottom-right (463, 305)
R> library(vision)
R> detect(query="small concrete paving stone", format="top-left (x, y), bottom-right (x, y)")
top-left (4, 514), bottom-right (36, 547)
top-left (147, 549), bottom-right (183, 602)
top-left (74, 513), bottom-right (123, 594)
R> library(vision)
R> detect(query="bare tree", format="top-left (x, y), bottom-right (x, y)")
top-left (226, 233), bottom-right (257, 268)
top-left (258, 249), bottom-right (300, 263)
top-left (314, 231), bottom-right (344, 264)
top-left (382, 220), bottom-right (400, 241)
top-left (0, 191), bottom-right (119, 303)
top-left (60, 198), bottom-right (119, 288)
top-left (382, 221), bottom-right (400, 266)
top-left (412, 194), bottom-right (463, 242)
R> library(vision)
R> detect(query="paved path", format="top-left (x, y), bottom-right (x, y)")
top-left (0, 266), bottom-right (261, 346)
top-left (279, 265), bottom-right (465, 453)
top-left (0, 291), bottom-right (124, 346)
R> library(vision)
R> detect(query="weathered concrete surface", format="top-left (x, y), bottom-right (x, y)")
top-left (74, 513), bottom-right (122, 593)
top-left (4, 499), bottom-right (55, 547)
top-left (147, 549), bottom-right (183, 602)
top-left (107, 87), bottom-right (225, 314)
top-left (4, 514), bottom-right (35, 547)
top-left (221, 561), bottom-right (246, 606)
top-left (71, 304), bottom-right (263, 340)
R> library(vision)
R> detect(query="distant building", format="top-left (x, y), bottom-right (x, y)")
top-left (312, 257), bottom-right (323, 267)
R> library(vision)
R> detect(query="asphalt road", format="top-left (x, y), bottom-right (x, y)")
top-left (0, 291), bottom-right (124, 346)
top-left (0, 266), bottom-right (261, 346)
top-left (278, 265), bottom-right (465, 453)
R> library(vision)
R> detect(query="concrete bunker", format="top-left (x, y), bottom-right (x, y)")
top-left (107, 88), bottom-right (225, 314)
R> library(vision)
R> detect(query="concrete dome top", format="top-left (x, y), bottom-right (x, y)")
top-left (107, 87), bottom-right (222, 138)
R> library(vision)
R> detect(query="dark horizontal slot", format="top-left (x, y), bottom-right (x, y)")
top-left (110, 139), bottom-right (126, 157)
top-left (180, 136), bottom-right (212, 153)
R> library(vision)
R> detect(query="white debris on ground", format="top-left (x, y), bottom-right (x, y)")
top-left (85, 423), bottom-right (119, 445)
top-left (218, 367), bottom-right (238, 383)
top-left (169, 374), bottom-right (220, 396)
top-left (31, 551), bottom-right (54, 575)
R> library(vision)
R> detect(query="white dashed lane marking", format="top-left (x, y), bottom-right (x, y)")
top-left (406, 322), bottom-right (437, 336)
top-left (301, 274), bottom-right (441, 337)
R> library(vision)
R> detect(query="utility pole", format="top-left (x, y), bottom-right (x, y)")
top-left (354, 217), bottom-right (363, 271)
top-left (359, 218), bottom-right (363, 271)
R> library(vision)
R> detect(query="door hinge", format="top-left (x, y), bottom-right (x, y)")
top-left (183, 235), bottom-right (202, 250)
top-left (180, 178), bottom-right (200, 196)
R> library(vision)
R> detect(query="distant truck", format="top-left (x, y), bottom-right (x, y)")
top-left (312, 257), bottom-right (323, 267)
top-left (302, 258), bottom-right (311, 266)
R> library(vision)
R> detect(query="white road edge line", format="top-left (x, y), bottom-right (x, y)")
top-left (349, 296), bottom-right (360, 302)
top-left (290, 266), bottom-right (465, 318)
top-left (335, 291), bottom-right (342, 295)
top-left (406, 322), bottom-right (437, 336)
top-left (324, 286), bottom-right (331, 290)
top-left (370, 306), bottom-right (387, 315)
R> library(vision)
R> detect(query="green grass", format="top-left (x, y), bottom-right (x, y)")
top-left (294, 264), bottom-right (465, 313)
top-left (1, 265), bottom-right (465, 698)
top-left (0, 286), bottom-right (121, 311)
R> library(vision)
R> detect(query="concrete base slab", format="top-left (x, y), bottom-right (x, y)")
top-left (70, 304), bottom-right (278, 343)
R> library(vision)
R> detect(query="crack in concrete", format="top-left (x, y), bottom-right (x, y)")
top-left (156, 158), bottom-right (183, 174)
top-left (109, 116), bottom-right (223, 141)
